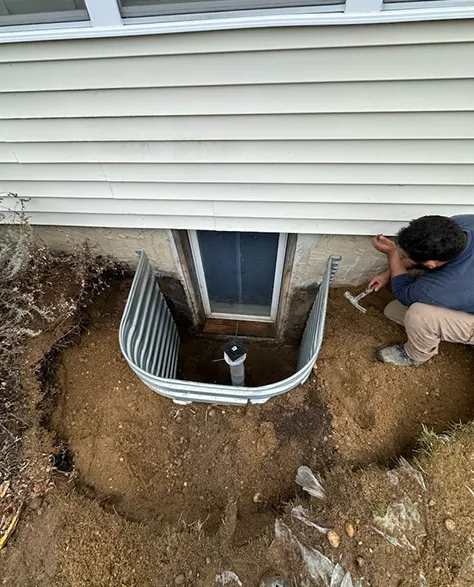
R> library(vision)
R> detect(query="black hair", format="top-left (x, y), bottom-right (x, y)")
top-left (397, 215), bottom-right (465, 263)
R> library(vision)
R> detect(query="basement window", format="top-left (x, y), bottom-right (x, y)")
top-left (118, 0), bottom-right (343, 18)
top-left (188, 230), bottom-right (287, 324)
top-left (0, 0), bottom-right (88, 26)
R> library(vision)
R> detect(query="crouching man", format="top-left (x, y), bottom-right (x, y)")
top-left (369, 215), bottom-right (474, 366)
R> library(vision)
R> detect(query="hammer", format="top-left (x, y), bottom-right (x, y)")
top-left (344, 286), bottom-right (374, 314)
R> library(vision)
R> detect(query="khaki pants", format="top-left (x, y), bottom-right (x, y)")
top-left (384, 300), bottom-right (474, 363)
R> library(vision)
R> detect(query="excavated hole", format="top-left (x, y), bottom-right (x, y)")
top-left (36, 277), bottom-right (474, 544)
top-left (36, 278), bottom-right (334, 543)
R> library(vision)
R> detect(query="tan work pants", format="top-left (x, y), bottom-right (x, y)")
top-left (384, 300), bottom-right (474, 363)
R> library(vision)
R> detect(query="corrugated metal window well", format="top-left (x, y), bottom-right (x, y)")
top-left (119, 251), bottom-right (340, 405)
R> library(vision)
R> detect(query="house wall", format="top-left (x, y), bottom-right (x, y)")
top-left (1, 19), bottom-right (474, 238)
top-left (3, 19), bottom-right (474, 338)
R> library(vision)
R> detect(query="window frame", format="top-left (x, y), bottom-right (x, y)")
top-left (0, 0), bottom-right (473, 42)
top-left (188, 230), bottom-right (288, 323)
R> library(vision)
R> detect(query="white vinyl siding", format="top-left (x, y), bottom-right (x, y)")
top-left (1, 19), bottom-right (474, 235)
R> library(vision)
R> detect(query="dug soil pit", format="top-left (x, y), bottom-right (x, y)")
top-left (49, 280), bottom-right (333, 540)
top-left (3, 278), bottom-right (474, 587)
top-left (177, 336), bottom-right (298, 386)
top-left (45, 281), bottom-right (473, 544)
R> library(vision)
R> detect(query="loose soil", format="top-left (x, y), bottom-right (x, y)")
top-left (50, 280), bottom-right (333, 537)
top-left (318, 289), bottom-right (474, 465)
top-left (1, 279), bottom-right (474, 587)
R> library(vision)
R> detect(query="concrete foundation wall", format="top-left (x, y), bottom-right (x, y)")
top-left (34, 226), bottom-right (177, 273)
top-left (291, 234), bottom-right (387, 288)
top-left (33, 226), bottom-right (388, 341)
top-left (280, 234), bottom-right (387, 342)
top-left (33, 225), bottom-right (201, 330)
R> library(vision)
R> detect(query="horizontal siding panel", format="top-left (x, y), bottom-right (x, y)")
top-left (101, 163), bottom-right (474, 185)
top-left (14, 196), bottom-right (474, 222)
top-left (9, 212), bottom-right (217, 230)
top-left (4, 182), bottom-right (474, 205)
top-left (1, 81), bottom-right (472, 119)
top-left (3, 44), bottom-right (474, 92)
top-left (7, 211), bottom-right (457, 236)
top-left (2, 162), bottom-right (473, 185)
top-left (0, 163), bottom-right (106, 181)
top-left (19, 197), bottom-right (213, 216)
top-left (8, 140), bottom-right (474, 164)
top-left (3, 113), bottom-right (474, 143)
top-left (2, 22), bottom-right (474, 63)
top-left (0, 145), bottom-right (16, 162)
top-left (213, 201), bottom-right (474, 221)
top-left (0, 181), bottom-right (112, 198)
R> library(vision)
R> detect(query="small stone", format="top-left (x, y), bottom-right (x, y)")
top-left (208, 409), bottom-right (216, 417)
top-left (223, 445), bottom-right (230, 453)
top-left (327, 530), bottom-right (341, 548)
top-left (28, 496), bottom-right (43, 510)
top-left (206, 557), bottom-right (211, 564)
top-left (344, 521), bottom-right (356, 538)
top-left (428, 499), bottom-right (436, 507)
top-left (174, 574), bottom-right (185, 585)
top-left (190, 424), bottom-right (198, 433)
top-left (259, 572), bottom-right (291, 587)
top-left (356, 556), bottom-right (365, 568)
top-left (253, 492), bottom-right (263, 503)
top-left (444, 518), bottom-right (456, 531)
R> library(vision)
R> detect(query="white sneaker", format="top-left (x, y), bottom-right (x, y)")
top-left (376, 344), bottom-right (422, 366)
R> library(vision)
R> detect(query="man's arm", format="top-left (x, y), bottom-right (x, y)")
top-left (369, 251), bottom-right (417, 291)
top-left (371, 235), bottom-right (428, 306)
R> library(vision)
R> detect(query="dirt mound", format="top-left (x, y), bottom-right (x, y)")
top-left (272, 423), bottom-right (474, 587)
top-left (318, 288), bottom-right (474, 465)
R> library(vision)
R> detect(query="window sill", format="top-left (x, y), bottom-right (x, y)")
top-left (1, 5), bottom-right (474, 43)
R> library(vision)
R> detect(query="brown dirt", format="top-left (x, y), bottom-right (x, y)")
top-left (318, 288), bottom-right (474, 466)
top-left (1, 280), bottom-right (474, 586)
top-left (178, 336), bottom-right (297, 386)
top-left (49, 280), bottom-right (333, 537)
top-left (271, 423), bottom-right (474, 587)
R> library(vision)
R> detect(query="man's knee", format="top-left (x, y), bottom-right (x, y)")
top-left (384, 300), bottom-right (407, 326)
top-left (404, 303), bottom-right (434, 332)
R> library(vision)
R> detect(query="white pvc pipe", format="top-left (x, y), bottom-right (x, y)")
top-left (224, 352), bottom-right (247, 387)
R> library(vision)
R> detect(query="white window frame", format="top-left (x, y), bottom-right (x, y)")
top-left (188, 230), bottom-right (288, 324)
top-left (1, 0), bottom-right (474, 42)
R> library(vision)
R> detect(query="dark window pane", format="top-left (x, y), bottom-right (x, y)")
top-left (197, 231), bottom-right (279, 318)
top-left (0, 0), bottom-right (88, 26)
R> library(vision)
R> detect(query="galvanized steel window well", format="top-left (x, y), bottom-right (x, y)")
top-left (119, 251), bottom-right (340, 405)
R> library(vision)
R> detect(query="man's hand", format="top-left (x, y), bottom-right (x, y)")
top-left (369, 269), bottom-right (391, 292)
top-left (371, 234), bottom-right (398, 256)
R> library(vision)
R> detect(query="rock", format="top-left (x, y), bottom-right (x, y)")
top-left (344, 521), bottom-right (356, 538)
top-left (206, 557), bottom-right (211, 564)
top-left (428, 499), bottom-right (436, 507)
top-left (208, 408), bottom-right (216, 417)
top-left (444, 518), bottom-right (456, 532)
top-left (356, 556), bottom-right (365, 568)
top-left (327, 530), bottom-right (341, 548)
top-left (259, 572), bottom-right (291, 587)
top-left (174, 574), bottom-right (185, 585)
top-left (253, 492), bottom-right (263, 503)
top-left (28, 496), bottom-right (43, 510)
